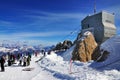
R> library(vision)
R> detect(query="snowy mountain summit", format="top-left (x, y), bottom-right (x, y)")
top-left (71, 31), bottom-right (120, 70)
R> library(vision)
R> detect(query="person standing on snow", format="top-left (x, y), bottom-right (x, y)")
top-left (19, 56), bottom-right (23, 66)
top-left (48, 50), bottom-right (51, 55)
top-left (41, 49), bottom-right (45, 56)
top-left (23, 56), bottom-right (27, 66)
top-left (27, 56), bottom-right (31, 66)
top-left (17, 53), bottom-right (20, 61)
top-left (43, 51), bottom-right (46, 57)
top-left (35, 51), bottom-right (38, 57)
top-left (12, 54), bottom-right (16, 63)
top-left (0, 56), bottom-right (5, 72)
top-left (8, 54), bottom-right (12, 66)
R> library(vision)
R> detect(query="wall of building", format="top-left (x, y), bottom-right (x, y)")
top-left (102, 11), bottom-right (116, 40)
top-left (81, 12), bottom-right (104, 43)
top-left (81, 11), bottom-right (116, 43)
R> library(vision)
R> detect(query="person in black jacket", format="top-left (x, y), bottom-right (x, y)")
top-left (27, 56), bottom-right (31, 66)
top-left (0, 56), bottom-right (5, 72)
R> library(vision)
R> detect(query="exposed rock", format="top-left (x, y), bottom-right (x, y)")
top-left (53, 40), bottom-right (73, 51)
top-left (92, 45), bottom-right (110, 62)
top-left (62, 40), bottom-right (73, 49)
top-left (92, 46), bottom-right (101, 61)
top-left (55, 42), bottom-right (63, 50)
top-left (96, 50), bottom-right (110, 62)
top-left (72, 31), bottom-right (98, 62)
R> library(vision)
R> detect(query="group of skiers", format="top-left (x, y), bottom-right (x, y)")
top-left (0, 52), bottom-right (32, 72)
top-left (0, 49), bottom-right (51, 72)
top-left (20, 55), bottom-right (31, 66)
top-left (7, 52), bottom-right (31, 67)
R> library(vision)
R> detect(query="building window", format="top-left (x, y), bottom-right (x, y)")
top-left (105, 20), bottom-right (112, 23)
top-left (88, 24), bottom-right (90, 28)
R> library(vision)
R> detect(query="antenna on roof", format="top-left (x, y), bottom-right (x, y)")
top-left (94, 0), bottom-right (96, 14)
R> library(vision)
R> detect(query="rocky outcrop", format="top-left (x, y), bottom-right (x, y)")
top-left (92, 46), bottom-right (101, 61)
top-left (72, 31), bottom-right (98, 62)
top-left (96, 50), bottom-right (110, 62)
top-left (62, 40), bottom-right (73, 49)
top-left (53, 42), bottom-right (63, 51)
top-left (92, 46), bottom-right (110, 62)
top-left (53, 40), bottom-right (73, 51)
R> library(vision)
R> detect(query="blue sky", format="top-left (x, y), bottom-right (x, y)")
top-left (0, 0), bottom-right (120, 46)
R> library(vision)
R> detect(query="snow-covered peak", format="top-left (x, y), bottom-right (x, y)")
top-left (77, 31), bottom-right (93, 41)
top-left (83, 31), bottom-right (91, 36)
top-left (0, 47), bottom-right (10, 53)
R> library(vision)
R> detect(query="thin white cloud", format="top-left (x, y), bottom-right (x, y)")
top-left (0, 39), bottom-right (56, 46)
top-left (24, 40), bottom-right (57, 46)
top-left (0, 31), bottom-right (73, 46)
top-left (24, 10), bottom-right (87, 27)
top-left (25, 10), bottom-right (87, 20)
top-left (13, 31), bottom-right (72, 37)
top-left (22, 10), bottom-right (88, 29)
top-left (0, 31), bottom-right (72, 40)
top-left (0, 20), bottom-right (14, 27)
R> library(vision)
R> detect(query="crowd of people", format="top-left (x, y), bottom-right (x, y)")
top-left (0, 49), bottom-right (51, 72)
top-left (0, 51), bottom-right (39, 72)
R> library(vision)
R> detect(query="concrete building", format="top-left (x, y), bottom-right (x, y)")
top-left (81, 11), bottom-right (116, 43)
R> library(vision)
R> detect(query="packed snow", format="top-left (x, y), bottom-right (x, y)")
top-left (62, 45), bottom-right (75, 61)
top-left (0, 36), bottom-right (120, 80)
top-left (0, 55), bottom-right (41, 80)
top-left (90, 35), bottom-right (120, 70)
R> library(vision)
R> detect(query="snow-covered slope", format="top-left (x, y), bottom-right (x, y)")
top-left (62, 45), bottom-right (75, 61)
top-left (35, 52), bottom-right (120, 80)
top-left (1, 36), bottom-right (120, 80)
top-left (0, 51), bottom-right (120, 80)
top-left (101, 35), bottom-right (120, 62)
top-left (90, 35), bottom-right (120, 70)
top-left (0, 56), bottom-right (41, 80)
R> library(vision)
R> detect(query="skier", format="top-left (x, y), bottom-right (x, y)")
top-left (43, 51), bottom-right (46, 57)
top-left (48, 50), bottom-right (51, 55)
top-left (35, 51), bottom-right (38, 57)
top-left (8, 54), bottom-right (12, 66)
top-left (23, 56), bottom-right (27, 66)
top-left (9, 54), bottom-right (13, 65)
top-left (0, 56), bottom-right (5, 72)
top-left (17, 53), bottom-right (20, 61)
top-left (27, 56), bottom-right (31, 66)
top-left (19, 56), bottom-right (23, 66)
top-left (41, 49), bottom-right (45, 56)
top-left (12, 54), bottom-right (16, 63)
